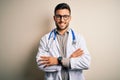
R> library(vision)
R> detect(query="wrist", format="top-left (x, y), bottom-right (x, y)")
top-left (57, 56), bottom-right (63, 65)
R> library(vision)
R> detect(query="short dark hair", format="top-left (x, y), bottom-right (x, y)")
top-left (54, 3), bottom-right (71, 15)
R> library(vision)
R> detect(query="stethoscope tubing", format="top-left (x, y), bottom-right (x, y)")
top-left (48, 29), bottom-right (76, 44)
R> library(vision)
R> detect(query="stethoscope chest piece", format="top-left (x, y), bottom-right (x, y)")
top-left (72, 40), bottom-right (76, 45)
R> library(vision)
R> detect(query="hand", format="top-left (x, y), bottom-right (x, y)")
top-left (69, 48), bottom-right (83, 58)
top-left (38, 56), bottom-right (58, 68)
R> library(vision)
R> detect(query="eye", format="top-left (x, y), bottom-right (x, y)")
top-left (63, 15), bottom-right (70, 18)
top-left (55, 15), bottom-right (61, 18)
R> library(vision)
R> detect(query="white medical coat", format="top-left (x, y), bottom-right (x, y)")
top-left (36, 28), bottom-right (91, 80)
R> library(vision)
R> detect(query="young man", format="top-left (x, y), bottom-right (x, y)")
top-left (36, 3), bottom-right (91, 80)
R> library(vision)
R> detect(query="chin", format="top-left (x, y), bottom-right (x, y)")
top-left (59, 26), bottom-right (68, 30)
top-left (60, 26), bottom-right (66, 29)
top-left (56, 23), bottom-right (69, 30)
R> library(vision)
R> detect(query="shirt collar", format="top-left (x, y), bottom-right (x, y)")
top-left (54, 28), bottom-right (71, 35)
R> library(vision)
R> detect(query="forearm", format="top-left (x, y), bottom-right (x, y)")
top-left (70, 53), bottom-right (91, 70)
top-left (36, 56), bottom-right (61, 72)
top-left (37, 63), bottom-right (61, 72)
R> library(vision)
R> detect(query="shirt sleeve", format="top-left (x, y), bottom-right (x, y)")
top-left (61, 58), bottom-right (70, 68)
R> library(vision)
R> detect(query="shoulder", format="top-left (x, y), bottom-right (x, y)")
top-left (70, 29), bottom-right (86, 43)
top-left (40, 29), bottom-right (55, 41)
top-left (71, 29), bottom-right (83, 38)
top-left (40, 32), bottom-right (51, 41)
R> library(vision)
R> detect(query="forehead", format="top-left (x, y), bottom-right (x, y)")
top-left (55, 9), bottom-right (70, 15)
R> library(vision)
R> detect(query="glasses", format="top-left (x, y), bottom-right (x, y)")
top-left (55, 15), bottom-right (70, 20)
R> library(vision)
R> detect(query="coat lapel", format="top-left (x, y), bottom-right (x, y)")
top-left (55, 37), bottom-right (63, 57)
top-left (66, 29), bottom-right (73, 58)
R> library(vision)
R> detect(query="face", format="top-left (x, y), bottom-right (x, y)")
top-left (54, 9), bottom-right (71, 31)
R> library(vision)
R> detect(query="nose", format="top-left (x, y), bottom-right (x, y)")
top-left (60, 17), bottom-right (64, 22)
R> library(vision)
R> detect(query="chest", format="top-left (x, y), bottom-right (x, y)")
top-left (47, 38), bottom-right (79, 58)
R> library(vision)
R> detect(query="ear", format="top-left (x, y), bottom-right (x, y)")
top-left (69, 16), bottom-right (71, 21)
top-left (53, 16), bottom-right (56, 21)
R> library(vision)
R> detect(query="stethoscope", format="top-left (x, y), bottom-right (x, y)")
top-left (48, 29), bottom-right (76, 45)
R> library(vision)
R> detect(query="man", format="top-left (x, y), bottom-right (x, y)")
top-left (36, 3), bottom-right (91, 80)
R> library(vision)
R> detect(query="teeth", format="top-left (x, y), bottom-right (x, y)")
top-left (61, 23), bottom-right (64, 26)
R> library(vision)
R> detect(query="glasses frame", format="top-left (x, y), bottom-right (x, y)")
top-left (55, 14), bottom-right (70, 20)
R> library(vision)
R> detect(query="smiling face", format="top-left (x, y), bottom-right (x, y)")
top-left (54, 9), bottom-right (71, 31)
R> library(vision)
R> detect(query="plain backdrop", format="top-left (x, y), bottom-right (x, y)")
top-left (0, 0), bottom-right (120, 80)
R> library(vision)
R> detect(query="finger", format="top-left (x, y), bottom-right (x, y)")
top-left (80, 50), bottom-right (84, 54)
top-left (38, 61), bottom-right (49, 66)
top-left (77, 49), bottom-right (83, 52)
top-left (43, 65), bottom-right (47, 68)
top-left (38, 56), bottom-right (49, 62)
top-left (74, 48), bottom-right (83, 53)
top-left (41, 56), bottom-right (50, 58)
top-left (44, 64), bottom-right (48, 68)
top-left (73, 50), bottom-right (83, 57)
top-left (38, 58), bottom-right (49, 62)
top-left (44, 63), bottom-right (52, 68)
top-left (77, 51), bottom-right (84, 56)
top-left (76, 50), bottom-right (83, 54)
top-left (73, 50), bottom-right (81, 55)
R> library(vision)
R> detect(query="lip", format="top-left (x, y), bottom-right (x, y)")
top-left (59, 23), bottom-right (65, 26)
top-left (59, 21), bottom-right (66, 24)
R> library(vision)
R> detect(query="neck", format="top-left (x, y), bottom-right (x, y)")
top-left (57, 28), bottom-right (68, 35)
